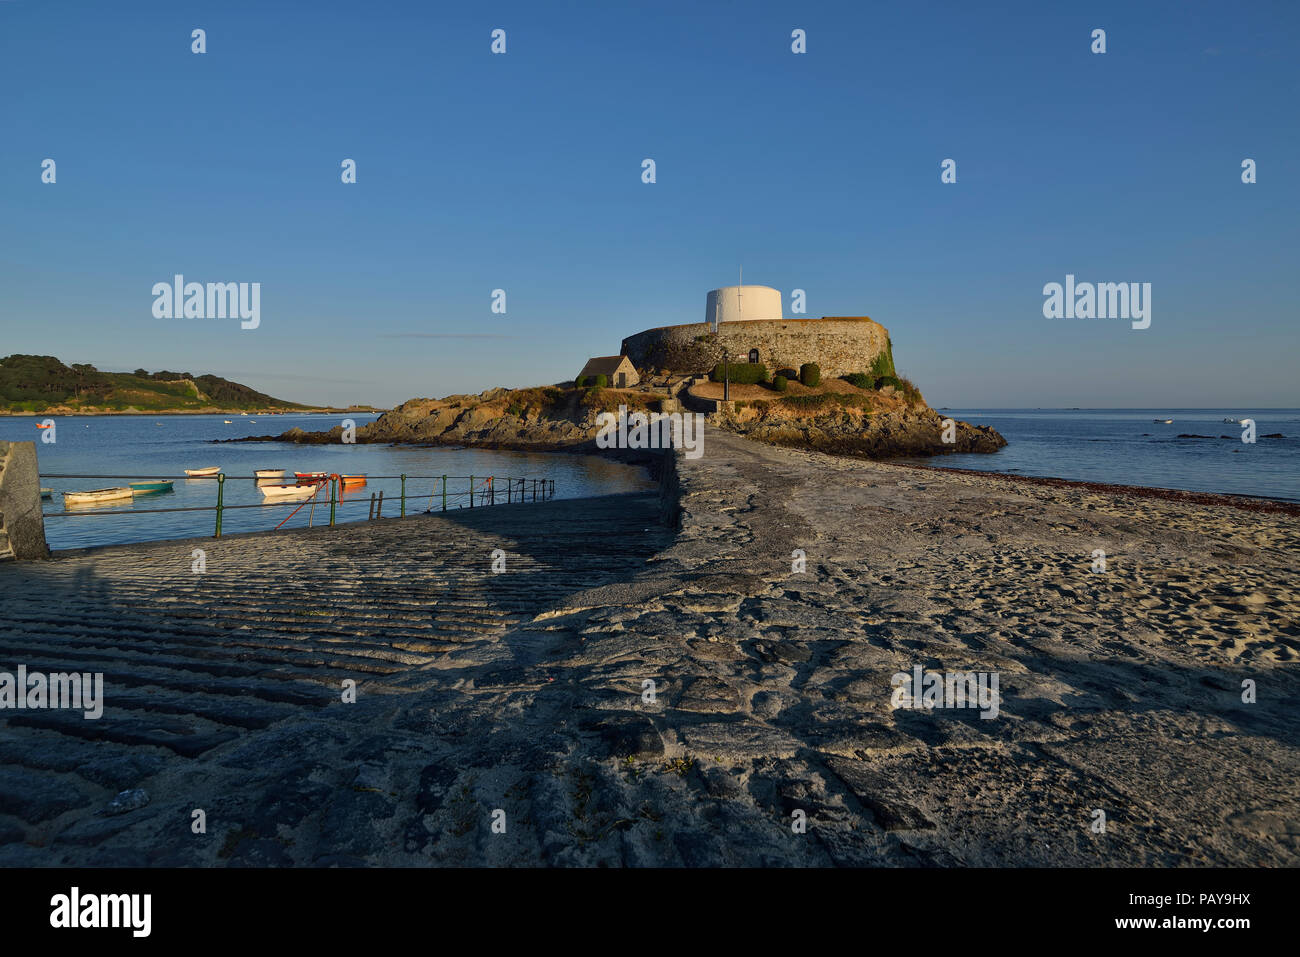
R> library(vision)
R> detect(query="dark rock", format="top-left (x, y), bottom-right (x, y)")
top-left (104, 788), bottom-right (150, 816)
top-left (826, 758), bottom-right (935, 831)
top-left (597, 715), bottom-right (664, 758)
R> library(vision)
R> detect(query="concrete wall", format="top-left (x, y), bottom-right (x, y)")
top-left (0, 441), bottom-right (49, 560)
top-left (622, 317), bottom-right (891, 379)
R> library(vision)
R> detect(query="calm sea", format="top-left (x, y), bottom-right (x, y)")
top-left (914, 409), bottom-right (1300, 503)
top-left (0, 414), bottom-right (656, 551)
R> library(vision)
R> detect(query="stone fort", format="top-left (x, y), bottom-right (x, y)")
top-left (620, 285), bottom-right (892, 378)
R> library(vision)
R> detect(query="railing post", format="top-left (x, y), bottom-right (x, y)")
top-left (329, 475), bottom-right (337, 526)
top-left (441, 474), bottom-right (447, 512)
top-left (550, 479), bottom-right (554, 500)
top-left (214, 473), bottom-right (225, 538)
top-left (377, 490), bottom-right (383, 518)
top-left (400, 474), bottom-right (407, 517)
top-left (490, 476), bottom-right (495, 506)
top-left (507, 479), bottom-right (512, 504)
top-left (469, 474), bottom-right (474, 508)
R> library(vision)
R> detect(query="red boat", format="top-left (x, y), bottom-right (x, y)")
top-left (294, 471), bottom-right (327, 484)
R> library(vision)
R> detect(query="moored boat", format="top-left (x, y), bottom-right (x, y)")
top-left (258, 483), bottom-right (323, 501)
top-left (129, 480), bottom-right (174, 495)
top-left (294, 471), bottom-right (327, 483)
top-left (184, 466), bottom-right (221, 477)
top-left (1153, 419), bottom-right (1173, 424)
top-left (40, 487), bottom-right (53, 498)
top-left (255, 468), bottom-right (285, 480)
top-left (340, 474), bottom-right (367, 487)
top-left (64, 487), bottom-right (134, 507)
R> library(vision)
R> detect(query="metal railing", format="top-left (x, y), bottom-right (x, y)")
top-left (39, 473), bottom-right (557, 538)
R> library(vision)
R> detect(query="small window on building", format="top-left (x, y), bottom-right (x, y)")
top-left (748, 348), bottom-right (759, 364)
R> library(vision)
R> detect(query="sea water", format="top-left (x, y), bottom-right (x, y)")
top-left (910, 409), bottom-right (1300, 502)
top-left (0, 414), bottom-right (657, 550)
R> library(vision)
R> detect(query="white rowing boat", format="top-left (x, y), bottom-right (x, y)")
top-left (64, 487), bottom-right (134, 507)
top-left (184, 466), bottom-right (221, 477)
top-left (258, 482), bottom-right (323, 501)
top-left (254, 469), bottom-right (285, 480)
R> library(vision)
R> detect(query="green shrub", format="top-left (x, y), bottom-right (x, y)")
top-left (781, 394), bottom-right (832, 408)
top-left (842, 372), bottom-right (876, 390)
top-left (575, 375), bottom-right (588, 388)
top-left (771, 375), bottom-right (789, 392)
top-left (709, 362), bottom-right (769, 385)
top-left (775, 367), bottom-right (798, 381)
top-left (875, 375), bottom-right (902, 391)
top-left (799, 363), bottom-right (821, 387)
top-left (870, 338), bottom-right (897, 379)
top-left (593, 374), bottom-right (608, 389)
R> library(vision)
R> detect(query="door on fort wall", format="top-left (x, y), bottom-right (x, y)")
top-left (748, 349), bottom-right (759, 364)
top-left (617, 372), bottom-right (627, 388)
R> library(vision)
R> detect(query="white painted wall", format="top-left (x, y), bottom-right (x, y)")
top-left (706, 286), bottom-right (783, 330)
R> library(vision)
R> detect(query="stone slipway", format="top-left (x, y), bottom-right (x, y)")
top-left (0, 432), bottom-right (1296, 866)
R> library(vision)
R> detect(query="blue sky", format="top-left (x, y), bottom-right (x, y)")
top-left (1, 0), bottom-right (1296, 408)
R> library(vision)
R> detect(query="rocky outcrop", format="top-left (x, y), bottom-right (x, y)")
top-left (726, 406), bottom-right (1007, 457)
top-left (238, 388), bottom-right (606, 453)
top-left (232, 385), bottom-right (1006, 461)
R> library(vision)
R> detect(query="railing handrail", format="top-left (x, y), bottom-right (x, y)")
top-left (38, 473), bottom-right (549, 481)
top-left (39, 472), bottom-right (558, 542)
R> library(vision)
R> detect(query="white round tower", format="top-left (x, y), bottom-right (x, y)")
top-left (706, 285), bottom-right (782, 330)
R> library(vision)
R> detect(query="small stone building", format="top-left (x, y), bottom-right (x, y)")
top-left (578, 355), bottom-right (639, 388)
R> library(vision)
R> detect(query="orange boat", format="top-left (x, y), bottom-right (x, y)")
top-left (340, 474), bottom-right (367, 488)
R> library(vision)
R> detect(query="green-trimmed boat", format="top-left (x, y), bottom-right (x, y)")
top-left (129, 480), bottom-right (174, 495)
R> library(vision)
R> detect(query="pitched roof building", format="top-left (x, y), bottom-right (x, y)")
top-left (578, 355), bottom-right (639, 388)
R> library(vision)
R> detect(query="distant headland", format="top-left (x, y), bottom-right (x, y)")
top-left (0, 355), bottom-right (380, 416)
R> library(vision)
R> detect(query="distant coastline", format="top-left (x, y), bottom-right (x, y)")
top-left (0, 354), bottom-right (378, 417)
top-left (0, 407), bottom-right (384, 417)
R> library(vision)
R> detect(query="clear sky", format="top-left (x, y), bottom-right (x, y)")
top-left (1, 0), bottom-right (1296, 408)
